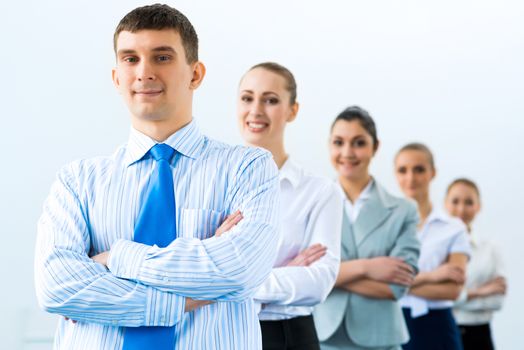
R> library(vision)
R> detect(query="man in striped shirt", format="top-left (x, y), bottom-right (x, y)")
top-left (34, 4), bottom-right (280, 349)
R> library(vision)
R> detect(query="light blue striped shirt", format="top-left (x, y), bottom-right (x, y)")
top-left (34, 120), bottom-right (280, 349)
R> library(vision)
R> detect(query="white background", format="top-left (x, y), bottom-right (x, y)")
top-left (1, 0), bottom-right (522, 348)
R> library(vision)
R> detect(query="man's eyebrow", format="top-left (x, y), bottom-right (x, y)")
top-left (152, 46), bottom-right (176, 53)
top-left (117, 49), bottom-right (136, 56)
top-left (116, 46), bottom-right (176, 56)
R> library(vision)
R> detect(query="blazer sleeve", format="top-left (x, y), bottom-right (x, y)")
top-left (388, 201), bottom-right (420, 300)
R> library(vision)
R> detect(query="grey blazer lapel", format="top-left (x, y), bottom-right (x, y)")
top-left (353, 183), bottom-right (392, 246)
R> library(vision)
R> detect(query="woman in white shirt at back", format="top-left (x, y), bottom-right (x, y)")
top-left (446, 178), bottom-right (506, 350)
top-left (237, 62), bottom-right (343, 350)
top-left (394, 143), bottom-right (471, 350)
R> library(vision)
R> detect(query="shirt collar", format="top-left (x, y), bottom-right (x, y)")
top-left (338, 178), bottom-right (374, 204)
top-left (424, 207), bottom-right (450, 226)
top-left (279, 157), bottom-right (302, 189)
top-left (358, 178), bottom-right (374, 201)
top-left (124, 119), bottom-right (204, 166)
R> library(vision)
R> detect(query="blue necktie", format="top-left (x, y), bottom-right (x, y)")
top-left (123, 143), bottom-right (177, 350)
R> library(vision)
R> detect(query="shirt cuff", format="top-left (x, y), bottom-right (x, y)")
top-left (389, 283), bottom-right (408, 300)
top-left (456, 287), bottom-right (468, 303)
top-left (107, 239), bottom-right (150, 280)
top-left (145, 287), bottom-right (186, 326)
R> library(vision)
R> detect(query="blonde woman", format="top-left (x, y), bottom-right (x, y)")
top-left (237, 62), bottom-right (343, 350)
top-left (446, 178), bottom-right (506, 350)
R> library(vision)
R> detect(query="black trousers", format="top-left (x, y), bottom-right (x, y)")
top-left (458, 323), bottom-right (495, 350)
top-left (260, 315), bottom-right (320, 350)
top-left (402, 308), bottom-right (463, 350)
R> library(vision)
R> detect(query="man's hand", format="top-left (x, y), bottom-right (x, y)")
top-left (286, 244), bottom-right (327, 267)
top-left (364, 257), bottom-right (415, 286)
top-left (185, 298), bottom-right (213, 312)
top-left (215, 210), bottom-right (243, 237)
top-left (92, 251), bottom-right (110, 267)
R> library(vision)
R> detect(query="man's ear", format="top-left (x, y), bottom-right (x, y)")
top-left (111, 67), bottom-right (120, 90)
top-left (189, 61), bottom-right (206, 90)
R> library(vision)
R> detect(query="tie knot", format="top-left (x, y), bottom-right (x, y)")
top-left (149, 143), bottom-right (175, 162)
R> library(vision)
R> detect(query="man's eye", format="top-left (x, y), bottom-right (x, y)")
top-left (124, 57), bottom-right (138, 63)
top-left (157, 55), bottom-right (171, 62)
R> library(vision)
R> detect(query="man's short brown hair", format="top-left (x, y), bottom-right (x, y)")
top-left (114, 4), bottom-right (199, 63)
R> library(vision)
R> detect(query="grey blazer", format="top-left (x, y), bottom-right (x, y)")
top-left (314, 181), bottom-right (420, 348)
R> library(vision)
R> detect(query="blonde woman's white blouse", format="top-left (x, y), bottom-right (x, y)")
top-left (254, 158), bottom-right (343, 320)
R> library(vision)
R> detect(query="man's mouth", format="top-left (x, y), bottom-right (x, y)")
top-left (134, 89), bottom-right (163, 97)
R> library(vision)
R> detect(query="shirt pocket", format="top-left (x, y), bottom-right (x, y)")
top-left (177, 208), bottom-right (226, 240)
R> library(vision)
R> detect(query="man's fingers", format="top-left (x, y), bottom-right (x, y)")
top-left (224, 210), bottom-right (241, 223)
top-left (215, 211), bottom-right (244, 237)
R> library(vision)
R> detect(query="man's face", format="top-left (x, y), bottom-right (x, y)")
top-left (112, 29), bottom-right (198, 125)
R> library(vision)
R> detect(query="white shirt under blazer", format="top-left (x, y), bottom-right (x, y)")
top-left (254, 158), bottom-right (343, 320)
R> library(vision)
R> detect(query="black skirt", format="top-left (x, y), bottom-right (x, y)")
top-left (458, 323), bottom-right (495, 350)
top-left (260, 315), bottom-right (320, 350)
top-left (402, 308), bottom-right (463, 350)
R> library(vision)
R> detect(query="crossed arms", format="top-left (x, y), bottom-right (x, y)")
top-left (34, 154), bottom-right (279, 327)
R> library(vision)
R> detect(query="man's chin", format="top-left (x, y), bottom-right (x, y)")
top-left (132, 110), bottom-right (165, 122)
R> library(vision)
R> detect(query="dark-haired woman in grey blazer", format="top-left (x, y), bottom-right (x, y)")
top-left (314, 106), bottom-right (420, 350)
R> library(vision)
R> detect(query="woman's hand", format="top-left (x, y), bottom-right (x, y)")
top-left (286, 244), bottom-right (327, 267)
top-left (429, 263), bottom-right (465, 284)
top-left (363, 257), bottom-right (415, 286)
top-left (215, 210), bottom-right (243, 237)
top-left (474, 276), bottom-right (507, 297)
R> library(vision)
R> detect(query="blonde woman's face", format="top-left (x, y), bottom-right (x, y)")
top-left (394, 149), bottom-right (435, 200)
top-left (237, 68), bottom-right (297, 149)
top-left (445, 183), bottom-right (481, 227)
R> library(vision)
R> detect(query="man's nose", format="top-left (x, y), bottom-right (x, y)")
top-left (137, 61), bottom-right (155, 81)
